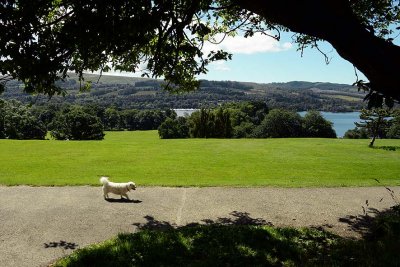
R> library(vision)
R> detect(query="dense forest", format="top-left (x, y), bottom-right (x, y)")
top-left (0, 73), bottom-right (367, 112)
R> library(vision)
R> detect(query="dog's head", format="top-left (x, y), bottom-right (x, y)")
top-left (127, 182), bottom-right (136, 191)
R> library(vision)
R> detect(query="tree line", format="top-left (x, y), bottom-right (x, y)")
top-left (158, 102), bottom-right (337, 139)
top-left (0, 100), bottom-right (175, 140)
top-left (3, 99), bottom-right (399, 142)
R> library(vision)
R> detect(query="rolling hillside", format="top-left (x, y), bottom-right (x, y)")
top-left (0, 73), bottom-right (366, 111)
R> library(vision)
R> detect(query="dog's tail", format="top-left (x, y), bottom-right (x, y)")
top-left (100, 176), bottom-right (109, 185)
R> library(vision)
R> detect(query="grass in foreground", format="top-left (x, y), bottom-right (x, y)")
top-left (53, 205), bottom-right (400, 267)
top-left (1, 131), bottom-right (400, 186)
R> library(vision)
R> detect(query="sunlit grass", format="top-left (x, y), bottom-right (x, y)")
top-left (0, 131), bottom-right (399, 186)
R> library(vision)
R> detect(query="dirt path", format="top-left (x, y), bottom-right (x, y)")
top-left (0, 186), bottom-right (398, 267)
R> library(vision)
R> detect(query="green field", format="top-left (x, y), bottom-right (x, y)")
top-left (0, 131), bottom-right (399, 186)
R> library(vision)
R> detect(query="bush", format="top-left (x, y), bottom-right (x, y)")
top-left (387, 113), bottom-right (400, 139)
top-left (232, 122), bottom-right (255, 138)
top-left (387, 124), bottom-right (400, 139)
top-left (253, 109), bottom-right (303, 138)
top-left (158, 117), bottom-right (189, 139)
top-left (4, 114), bottom-right (47, 140)
top-left (0, 100), bottom-right (46, 140)
top-left (49, 107), bottom-right (105, 140)
top-left (344, 127), bottom-right (369, 139)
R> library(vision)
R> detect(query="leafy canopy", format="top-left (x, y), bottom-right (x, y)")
top-left (0, 0), bottom-right (399, 104)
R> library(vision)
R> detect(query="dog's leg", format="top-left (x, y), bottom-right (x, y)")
top-left (102, 186), bottom-right (108, 199)
top-left (122, 193), bottom-right (130, 200)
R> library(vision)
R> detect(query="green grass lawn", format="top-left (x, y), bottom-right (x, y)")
top-left (0, 131), bottom-right (399, 186)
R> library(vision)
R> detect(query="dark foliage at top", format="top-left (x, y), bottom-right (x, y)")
top-left (0, 0), bottom-right (399, 107)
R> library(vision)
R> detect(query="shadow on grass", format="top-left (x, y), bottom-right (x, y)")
top-left (371, 145), bottom-right (400, 151)
top-left (53, 212), bottom-right (352, 267)
top-left (53, 207), bottom-right (400, 267)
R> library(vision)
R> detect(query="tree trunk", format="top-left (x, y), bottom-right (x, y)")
top-left (236, 0), bottom-right (400, 101)
top-left (369, 135), bottom-right (376, 147)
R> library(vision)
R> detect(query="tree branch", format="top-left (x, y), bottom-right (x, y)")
top-left (236, 0), bottom-right (400, 101)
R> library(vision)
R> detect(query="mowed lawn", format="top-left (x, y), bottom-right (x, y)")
top-left (0, 131), bottom-right (399, 187)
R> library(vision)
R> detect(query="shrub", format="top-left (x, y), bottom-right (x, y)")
top-left (253, 109), bottom-right (303, 138)
top-left (232, 122), bottom-right (255, 138)
top-left (49, 107), bottom-right (105, 140)
top-left (387, 124), bottom-right (400, 139)
top-left (158, 117), bottom-right (189, 139)
top-left (0, 100), bottom-right (46, 140)
top-left (344, 127), bottom-right (369, 139)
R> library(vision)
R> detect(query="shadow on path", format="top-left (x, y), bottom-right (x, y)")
top-left (44, 240), bottom-right (78, 250)
top-left (105, 198), bottom-right (142, 204)
top-left (339, 185), bottom-right (399, 238)
top-left (132, 211), bottom-right (273, 231)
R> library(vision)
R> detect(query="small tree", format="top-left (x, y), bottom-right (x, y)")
top-left (302, 111), bottom-right (336, 138)
top-left (188, 109), bottom-right (215, 138)
top-left (355, 109), bottom-right (392, 147)
top-left (213, 107), bottom-right (232, 138)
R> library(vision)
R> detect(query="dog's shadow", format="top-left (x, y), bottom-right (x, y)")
top-left (105, 198), bottom-right (142, 204)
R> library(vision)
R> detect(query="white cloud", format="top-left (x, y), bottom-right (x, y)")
top-left (203, 32), bottom-right (292, 55)
top-left (210, 61), bottom-right (230, 71)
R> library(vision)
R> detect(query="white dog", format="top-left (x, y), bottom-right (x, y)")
top-left (100, 176), bottom-right (136, 200)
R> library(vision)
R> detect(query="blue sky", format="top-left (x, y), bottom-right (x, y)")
top-left (197, 31), bottom-right (367, 85)
top-left (101, 29), bottom-right (400, 85)
top-left (106, 31), bottom-right (368, 85)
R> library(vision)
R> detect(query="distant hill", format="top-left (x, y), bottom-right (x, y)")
top-left (0, 73), bottom-right (366, 112)
top-left (268, 81), bottom-right (354, 91)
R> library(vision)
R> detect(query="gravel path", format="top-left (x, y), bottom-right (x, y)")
top-left (0, 186), bottom-right (399, 267)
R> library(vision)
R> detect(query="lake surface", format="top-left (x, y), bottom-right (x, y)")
top-left (174, 109), bottom-right (197, 117)
top-left (175, 109), bottom-right (361, 138)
